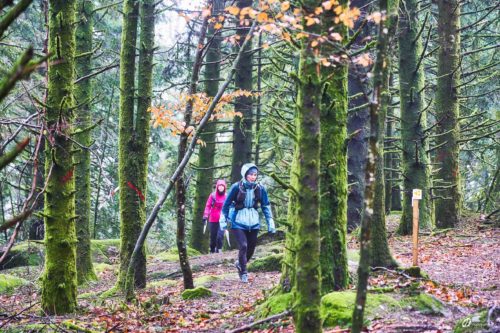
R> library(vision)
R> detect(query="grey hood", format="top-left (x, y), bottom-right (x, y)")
top-left (241, 163), bottom-right (258, 179)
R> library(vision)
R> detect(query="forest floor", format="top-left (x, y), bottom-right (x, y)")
top-left (0, 213), bottom-right (498, 332)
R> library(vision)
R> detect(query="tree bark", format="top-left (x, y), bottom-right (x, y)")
top-left (293, 3), bottom-right (322, 332)
top-left (396, 0), bottom-right (432, 234)
top-left (230, 0), bottom-right (253, 184)
top-left (175, 11), bottom-right (209, 291)
top-left (74, 0), bottom-right (97, 285)
top-left (42, 0), bottom-right (78, 314)
top-left (434, 0), bottom-right (461, 228)
top-left (190, 0), bottom-right (223, 254)
top-left (117, 0), bottom-right (146, 291)
top-left (352, 0), bottom-right (398, 327)
top-left (320, 20), bottom-right (349, 292)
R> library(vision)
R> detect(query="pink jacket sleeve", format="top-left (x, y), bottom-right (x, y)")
top-left (202, 194), bottom-right (213, 220)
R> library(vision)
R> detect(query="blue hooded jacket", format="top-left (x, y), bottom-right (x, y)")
top-left (220, 163), bottom-right (274, 231)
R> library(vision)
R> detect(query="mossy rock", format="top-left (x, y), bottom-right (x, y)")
top-left (402, 293), bottom-right (450, 316)
top-left (248, 253), bottom-right (283, 272)
top-left (155, 246), bottom-right (201, 262)
top-left (402, 266), bottom-right (430, 279)
top-left (149, 279), bottom-right (177, 288)
top-left (255, 293), bottom-right (293, 318)
top-left (453, 309), bottom-right (490, 333)
top-left (0, 242), bottom-right (44, 269)
top-left (90, 239), bottom-right (120, 264)
top-left (194, 275), bottom-right (222, 287)
top-left (0, 274), bottom-right (30, 294)
top-left (181, 286), bottom-right (212, 300)
top-left (321, 291), bottom-right (400, 328)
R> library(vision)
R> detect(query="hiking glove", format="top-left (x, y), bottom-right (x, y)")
top-left (202, 218), bottom-right (207, 226)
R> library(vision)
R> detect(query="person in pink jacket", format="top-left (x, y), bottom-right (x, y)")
top-left (203, 179), bottom-right (227, 253)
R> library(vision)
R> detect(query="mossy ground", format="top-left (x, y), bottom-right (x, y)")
top-left (181, 286), bottom-right (212, 300)
top-left (90, 239), bottom-right (120, 263)
top-left (193, 274), bottom-right (223, 287)
top-left (453, 309), bottom-right (490, 333)
top-left (0, 274), bottom-right (30, 294)
top-left (0, 242), bottom-right (44, 269)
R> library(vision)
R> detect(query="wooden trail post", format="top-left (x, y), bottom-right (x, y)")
top-left (412, 189), bottom-right (422, 266)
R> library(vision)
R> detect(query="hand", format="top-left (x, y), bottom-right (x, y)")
top-left (268, 218), bottom-right (276, 233)
top-left (202, 218), bottom-right (207, 226)
top-left (220, 219), bottom-right (227, 231)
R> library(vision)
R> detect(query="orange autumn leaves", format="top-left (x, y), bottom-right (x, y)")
top-left (149, 90), bottom-right (256, 143)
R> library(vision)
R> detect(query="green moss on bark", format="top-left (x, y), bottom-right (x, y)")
top-left (42, 0), bottom-right (78, 314)
top-left (292, 4), bottom-right (323, 330)
top-left (74, 0), bottom-right (97, 285)
top-left (320, 26), bottom-right (349, 291)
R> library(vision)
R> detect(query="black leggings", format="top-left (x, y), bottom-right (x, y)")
top-left (209, 222), bottom-right (223, 253)
top-left (231, 229), bottom-right (259, 274)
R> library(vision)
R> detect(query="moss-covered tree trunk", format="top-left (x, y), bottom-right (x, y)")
top-left (370, 0), bottom-right (399, 269)
top-left (320, 20), bottom-right (349, 291)
top-left (117, 0), bottom-right (147, 290)
top-left (74, 0), bottom-right (96, 285)
top-left (352, 0), bottom-right (396, 328)
top-left (190, 0), bottom-right (223, 253)
top-left (293, 3), bottom-right (322, 332)
top-left (434, 0), bottom-right (461, 228)
top-left (41, 0), bottom-right (77, 314)
top-left (396, 0), bottom-right (432, 234)
top-left (230, 0), bottom-right (253, 185)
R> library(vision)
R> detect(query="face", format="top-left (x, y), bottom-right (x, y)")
top-left (246, 171), bottom-right (258, 182)
top-left (217, 184), bottom-right (225, 192)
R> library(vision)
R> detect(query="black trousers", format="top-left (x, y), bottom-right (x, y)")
top-left (209, 222), bottom-right (223, 253)
top-left (231, 229), bottom-right (259, 274)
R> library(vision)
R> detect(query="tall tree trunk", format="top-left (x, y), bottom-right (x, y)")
top-left (190, 0), bottom-right (223, 253)
top-left (92, 86), bottom-right (115, 239)
top-left (293, 3), bottom-right (322, 332)
top-left (370, 2), bottom-right (399, 269)
top-left (175, 12), bottom-right (209, 291)
top-left (434, 0), bottom-right (461, 228)
top-left (42, 0), bottom-right (77, 314)
top-left (74, 0), bottom-right (96, 285)
top-left (352, 0), bottom-right (397, 327)
top-left (320, 21), bottom-right (349, 292)
top-left (396, 0), bottom-right (432, 234)
top-left (347, 0), bottom-right (370, 231)
top-left (230, 0), bottom-right (253, 184)
top-left (117, 0), bottom-right (146, 290)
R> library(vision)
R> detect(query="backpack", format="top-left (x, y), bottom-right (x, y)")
top-left (234, 181), bottom-right (261, 210)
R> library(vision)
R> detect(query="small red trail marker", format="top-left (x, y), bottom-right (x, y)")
top-left (127, 181), bottom-right (145, 202)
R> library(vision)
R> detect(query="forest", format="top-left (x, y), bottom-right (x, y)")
top-left (0, 0), bottom-right (498, 332)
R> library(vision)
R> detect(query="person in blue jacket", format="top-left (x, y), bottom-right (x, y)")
top-left (220, 163), bottom-right (275, 283)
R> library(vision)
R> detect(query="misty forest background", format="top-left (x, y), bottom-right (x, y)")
top-left (0, 0), bottom-right (498, 332)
